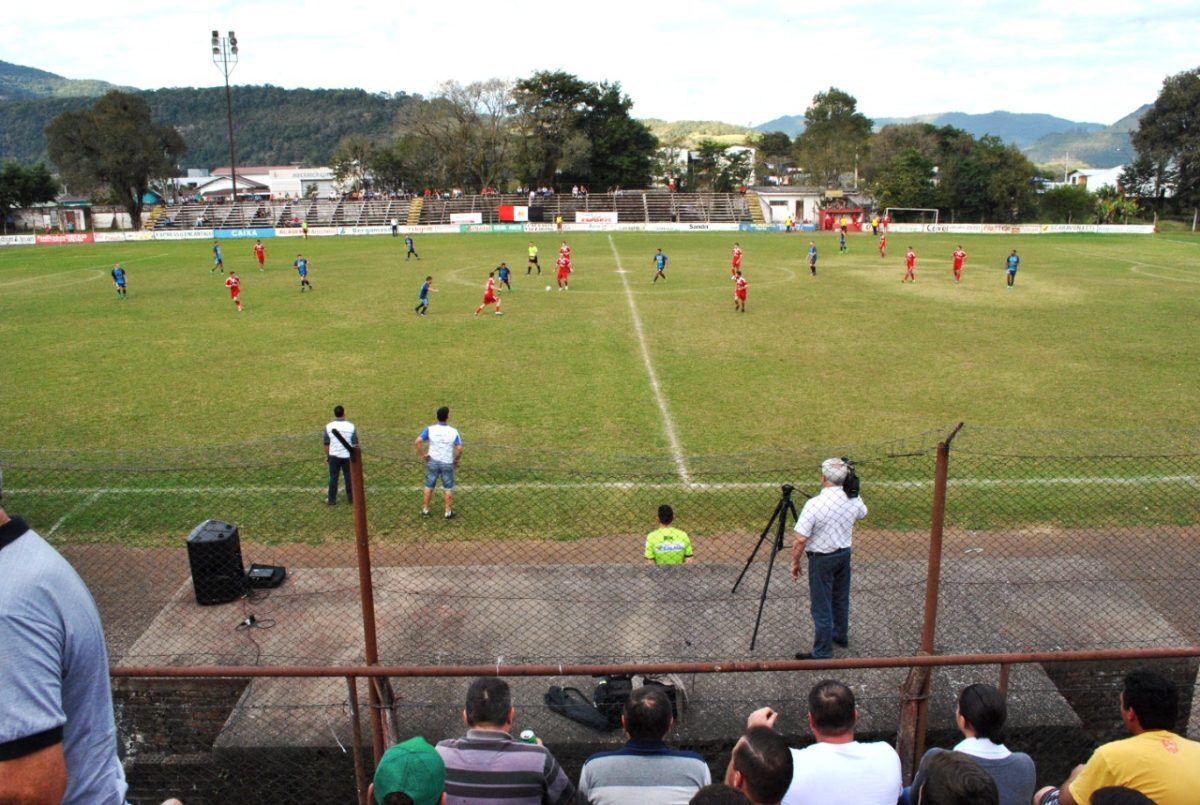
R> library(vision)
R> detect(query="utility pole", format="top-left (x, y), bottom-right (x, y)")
top-left (211, 31), bottom-right (240, 204)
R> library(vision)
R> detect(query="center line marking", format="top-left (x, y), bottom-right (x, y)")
top-left (608, 235), bottom-right (691, 485)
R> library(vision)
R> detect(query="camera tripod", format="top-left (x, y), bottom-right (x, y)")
top-left (732, 484), bottom-right (808, 651)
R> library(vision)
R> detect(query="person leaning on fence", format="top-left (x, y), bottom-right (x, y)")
top-left (577, 684), bottom-right (711, 804)
top-left (415, 406), bottom-right (462, 519)
top-left (1034, 670), bottom-right (1200, 805)
top-left (645, 504), bottom-right (693, 565)
top-left (436, 677), bottom-right (575, 805)
top-left (790, 458), bottom-right (867, 660)
top-left (0, 507), bottom-right (129, 804)
top-left (324, 405), bottom-right (359, 506)
top-left (723, 725), bottom-right (793, 805)
top-left (370, 735), bottom-right (446, 805)
top-left (905, 683), bottom-right (1034, 805)
top-left (763, 678), bottom-right (901, 805)
top-left (914, 750), bottom-right (998, 805)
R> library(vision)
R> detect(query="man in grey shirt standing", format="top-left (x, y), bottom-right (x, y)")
top-left (0, 507), bottom-right (128, 804)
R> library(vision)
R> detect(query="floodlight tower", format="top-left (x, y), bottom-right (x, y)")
top-left (211, 30), bottom-right (240, 203)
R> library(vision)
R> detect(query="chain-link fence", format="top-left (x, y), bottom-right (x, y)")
top-left (3, 426), bottom-right (1199, 802)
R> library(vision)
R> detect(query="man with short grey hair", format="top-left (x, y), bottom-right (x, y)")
top-left (789, 458), bottom-right (866, 659)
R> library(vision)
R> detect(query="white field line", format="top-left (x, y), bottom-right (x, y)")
top-left (46, 490), bottom-right (103, 536)
top-left (10, 475), bottom-right (1198, 496)
top-left (607, 235), bottom-right (691, 484)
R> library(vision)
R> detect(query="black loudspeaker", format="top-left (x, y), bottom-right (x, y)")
top-left (187, 519), bottom-right (245, 605)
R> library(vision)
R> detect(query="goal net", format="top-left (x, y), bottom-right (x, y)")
top-left (884, 207), bottom-right (940, 225)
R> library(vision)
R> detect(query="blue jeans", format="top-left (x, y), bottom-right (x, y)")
top-left (807, 548), bottom-right (851, 658)
top-left (328, 456), bottom-right (352, 503)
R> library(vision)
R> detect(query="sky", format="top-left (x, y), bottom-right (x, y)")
top-left (7, 0), bottom-right (1199, 127)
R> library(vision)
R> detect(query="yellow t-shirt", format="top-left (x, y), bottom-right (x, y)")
top-left (1069, 730), bottom-right (1200, 805)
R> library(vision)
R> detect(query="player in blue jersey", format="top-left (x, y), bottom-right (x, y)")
top-left (652, 248), bottom-right (668, 283)
top-left (294, 254), bottom-right (313, 292)
top-left (415, 276), bottom-right (434, 315)
top-left (808, 241), bottom-right (818, 276)
top-left (111, 263), bottom-right (127, 299)
top-left (211, 240), bottom-right (224, 273)
top-left (495, 262), bottom-right (512, 290)
top-left (404, 235), bottom-right (419, 260)
top-left (1005, 249), bottom-right (1020, 288)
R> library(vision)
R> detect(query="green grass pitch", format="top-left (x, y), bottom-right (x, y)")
top-left (3, 230), bottom-right (1197, 453)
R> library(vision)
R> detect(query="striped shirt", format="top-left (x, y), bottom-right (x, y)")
top-left (437, 729), bottom-right (575, 805)
top-left (578, 739), bottom-right (711, 805)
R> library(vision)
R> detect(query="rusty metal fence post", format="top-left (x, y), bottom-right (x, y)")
top-left (347, 442), bottom-right (385, 765)
top-left (897, 422), bottom-right (962, 783)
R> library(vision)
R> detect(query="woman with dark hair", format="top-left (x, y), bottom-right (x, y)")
top-left (906, 684), bottom-right (1035, 805)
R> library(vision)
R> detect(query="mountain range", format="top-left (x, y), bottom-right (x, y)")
top-left (755, 108), bottom-right (1145, 169)
top-left (0, 59), bottom-right (1145, 170)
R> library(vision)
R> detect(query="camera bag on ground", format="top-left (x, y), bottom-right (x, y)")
top-left (592, 675), bottom-right (634, 729)
top-left (544, 685), bottom-right (612, 731)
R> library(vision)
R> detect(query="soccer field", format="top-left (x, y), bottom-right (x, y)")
top-left (3, 230), bottom-right (1197, 458)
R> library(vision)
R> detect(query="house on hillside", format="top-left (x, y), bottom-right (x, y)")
top-left (1067, 167), bottom-right (1124, 192)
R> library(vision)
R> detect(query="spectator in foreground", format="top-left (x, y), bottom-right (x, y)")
top-left (0, 507), bottom-right (128, 804)
top-left (1034, 670), bottom-right (1200, 805)
top-left (914, 750), bottom-right (998, 804)
top-left (436, 677), bottom-right (574, 805)
top-left (578, 684), bottom-right (710, 804)
top-left (370, 736), bottom-right (446, 804)
top-left (767, 679), bottom-right (901, 805)
top-left (724, 725), bottom-right (793, 805)
top-left (1091, 788), bottom-right (1155, 805)
top-left (908, 683), bottom-right (1034, 805)
top-left (690, 783), bottom-right (751, 804)
top-left (645, 504), bottom-right (694, 565)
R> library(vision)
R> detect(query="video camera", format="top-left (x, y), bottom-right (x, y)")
top-left (841, 457), bottom-right (860, 499)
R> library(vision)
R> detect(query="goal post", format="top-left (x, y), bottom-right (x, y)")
top-left (884, 207), bottom-right (939, 225)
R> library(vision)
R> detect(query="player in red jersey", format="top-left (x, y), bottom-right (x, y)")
top-left (559, 241), bottom-right (571, 262)
top-left (555, 254), bottom-right (571, 290)
top-left (879, 233), bottom-right (887, 259)
top-left (733, 269), bottom-right (747, 313)
top-left (224, 272), bottom-right (243, 311)
top-left (731, 243), bottom-right (743, 277)
top-left (903, 247), bottom-right (917, 283)
top-left (253, 239), bottom-right (266, 271)
top-left (951, 245), bottom-right (967, 283)
top-left (474, 271), bottom-right (503, 316)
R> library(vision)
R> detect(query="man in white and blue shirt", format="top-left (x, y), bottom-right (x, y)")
top-left (415, 405), bottom-right (463, 518)
top-left (323, 405), bottom-right (359, 505)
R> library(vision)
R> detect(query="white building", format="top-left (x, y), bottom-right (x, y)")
top-left (1067, 167), bottom-right (1124, 192)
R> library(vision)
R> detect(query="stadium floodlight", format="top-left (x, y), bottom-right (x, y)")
top-left (210, 30), bottom-right (241, 205)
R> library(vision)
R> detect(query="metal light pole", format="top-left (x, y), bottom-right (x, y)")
top-left (211, 30), bottom-right (239, 204)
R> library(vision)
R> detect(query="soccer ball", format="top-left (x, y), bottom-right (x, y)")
top-left (545, 285), bottom-right (551, 292)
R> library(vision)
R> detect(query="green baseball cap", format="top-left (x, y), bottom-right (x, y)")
top-left (373, 736), bottom-right (445, 805)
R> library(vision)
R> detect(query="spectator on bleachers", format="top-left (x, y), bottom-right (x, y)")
top-left (689, 783), bottom-right (751, 804)
top-left (1034, 670), bottom-right (1200, 805)
top-left (907, 683), bottom-right (1034, 805)
top-left (914, 750), bottom-right (998, 804)
top-left (577, 685), bottom-right (710, 804)
top-left (0, 507), bottom-right (128, 804)
top-left (370, 736), bottom-right (446, 804)
top-left (436, 677), bottom-right (574, 805)
top-left (724, 726), bottom-right (793, 805)
top-left (758, 679), bottom-right (900, 804)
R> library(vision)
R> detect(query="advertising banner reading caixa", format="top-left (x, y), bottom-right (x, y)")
top-left (214, 228), bottom-right (277, 239)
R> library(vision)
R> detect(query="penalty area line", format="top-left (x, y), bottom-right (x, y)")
top-left (46, 490), bottom-right (104, 536)
top-left (608, 235), bottom-right (691, 485)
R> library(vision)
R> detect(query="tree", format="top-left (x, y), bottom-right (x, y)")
top-left (1120, 155), bottom-right (1176, 209)
top-left (870, 148), bottom-right (935, 209)
top-left (330, 135), bottom-right (377, 192)
top-left (1130, 66), bottom-right (1200, 211)
top-left (398, 80), bottom-right (514, 192)
top-left (0, 161), bottom-right (59, 233)
top-left (689, 140), bottom-right (752, 193)
top-left (861, 124), bottom-right (941, 187)
top-left (579, 83), bottom-right (656, 190)
top-left (756, 131), bottom-right (792, 180)
top-left (1038, 185), bottom-right (1095, 223)
top-left (45, 91), bottom-right (184, 228)
top-left (792, 88), bottom-right (873, 187)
